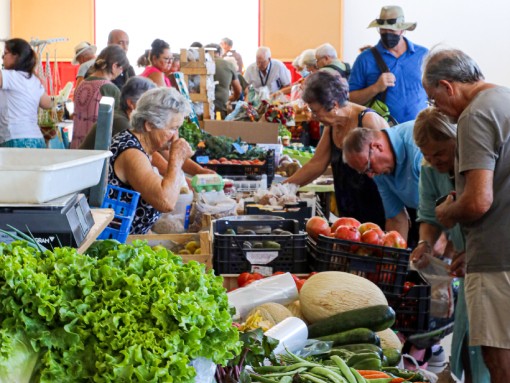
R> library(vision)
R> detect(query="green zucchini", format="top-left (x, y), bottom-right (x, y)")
top-left (383, 348), bottom-right (402, 367)
top-left (316, 327), bottom-right (380, 346)
top-left (332, 343), bottom-right (384, 357)
top-left (346, 352), bottom-right (381, 367)
top-left (307, 305), bottom-right (395, 338)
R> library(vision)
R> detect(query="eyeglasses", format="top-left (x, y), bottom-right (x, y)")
top-left (360, 147), bottom-right (374, 175)
top-left (376, 18), bottom-right (398, 25)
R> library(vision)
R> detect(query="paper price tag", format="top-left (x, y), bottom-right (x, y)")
top-left (246, 251), bottom-right (279, 265)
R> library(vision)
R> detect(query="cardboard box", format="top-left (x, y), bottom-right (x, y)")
top-left (202, 120), bottom-right (279, 144)
top-left (126, 231), bottom-right (212, 270)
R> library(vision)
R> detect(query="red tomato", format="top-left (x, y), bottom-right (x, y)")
top-left (272, 271), bottom-right (286, 276)
top-left (251, 273), bottom-right (264, 281)
top-left (306, 216), bottom-right (331, 241)
top-left (331, 217), bottom-right (361, 233)
top-left (295, 278), bottom-right (306, 292)
top-left (237, 272), bottom-right (252, 287)
top-left (403, 281), bottom-right (416, 294)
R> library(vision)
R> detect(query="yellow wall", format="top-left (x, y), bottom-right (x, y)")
top-left (259, 0), bottom-right (343, 61)
top-left (10, 0), bottom-right (95, 61)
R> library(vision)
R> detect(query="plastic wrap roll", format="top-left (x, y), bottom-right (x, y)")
top-left (265, 317), bottom-right (308, 355)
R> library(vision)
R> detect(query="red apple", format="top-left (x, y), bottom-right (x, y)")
top-left (382, 231), bottom-right (407, 249)
top-left (306, 216), bottom-right (331, 240)
top-left (358, 222), bottom-right (382, 235)
top-left (331, 217), bottom-right (361, 233)
top-left (334, 225), bottom-right (361, 242)
top-left (361, 228), bottom-right (384, 245)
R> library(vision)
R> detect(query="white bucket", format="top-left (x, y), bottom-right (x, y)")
top-left (173, 193), bottom-right (193, 229)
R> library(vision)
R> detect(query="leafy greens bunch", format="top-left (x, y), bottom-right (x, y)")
top-left (0, 240), bottom-right (241, 382)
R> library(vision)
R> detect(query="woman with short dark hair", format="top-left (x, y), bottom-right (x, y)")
top-left (285, 71), bottom-right (388, 227)
top-left (72, 45), bottom-right (129, 148)
top-left (0, 38), bottom-right (52, 148)
top-left (139, 39), bottom-right (172, 87)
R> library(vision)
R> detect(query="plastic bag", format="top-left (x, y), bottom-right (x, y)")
top-left (227, 273), bottom-right (298, 321)
top-left (411, 254), bottom-right (455, 318)
top-left (191, 357), bottom-right (216, 383)
top-left (247, 85), bottom-right (270, 108)
top-left (188, 191), bottom-right (237, 232)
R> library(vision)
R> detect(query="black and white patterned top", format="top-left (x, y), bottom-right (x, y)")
top-left (108, 130), bottom-right (161, 234)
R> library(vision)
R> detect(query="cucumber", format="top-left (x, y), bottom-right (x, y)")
top-left (316, 327), bottom-right (380, 346)
top-left (383, 348), bottom-right (402, 366)
top-left (332, 343), bottom-right (384, 357)
top-left (308, 305), bottom-right (395, 338)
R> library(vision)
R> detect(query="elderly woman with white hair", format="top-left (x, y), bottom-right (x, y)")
top-left (107, 87), bottom-right (194, 234)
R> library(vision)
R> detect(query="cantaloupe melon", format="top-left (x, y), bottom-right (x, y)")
top-left (377, 328), bottom-right (403, 351)
top-left (299, 271), bottom-right (388, 323)
top-left (285, 300), bottom-right (308, 324)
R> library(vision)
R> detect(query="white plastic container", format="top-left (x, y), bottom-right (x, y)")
top-left (0, 148), bottom-right (112, 203)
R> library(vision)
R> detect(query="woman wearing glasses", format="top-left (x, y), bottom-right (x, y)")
top-left (0, 38), bottom-right (53, 148)
top-left (107, 87), bottom-right (194, 235)
top-left (140, 39), bottom-right (173, 87)
top-left (285, 71), bottom-right (388, 227)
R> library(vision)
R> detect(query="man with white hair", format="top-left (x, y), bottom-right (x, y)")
top-left (315, 43), bottom-right (350, 79)
top-left (244, 46), bottom-right (291, 94)
top-left (349, 5), bottom-right (428, 124)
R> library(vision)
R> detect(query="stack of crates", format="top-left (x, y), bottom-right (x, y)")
top-left (97, 185), bottom-right (140, 243)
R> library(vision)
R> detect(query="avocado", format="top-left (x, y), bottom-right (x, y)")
top-left (278, 230), bottom-right (293, 235)
top-left (240, 229), bottom-right (256, 235)
top-left (224, 228), bottom-right (236, 235)
top-left (252, 241), bottom-right (264, 248)
top-left (262, 241), bottom-right (281, 249)
top-left (272, 228), bottom-right (284, 234)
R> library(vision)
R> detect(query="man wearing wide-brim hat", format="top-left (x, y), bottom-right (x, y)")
top-left (348, 5), bottom-right (428, 124)
top-left (72, 41), bottom-right (97, 88)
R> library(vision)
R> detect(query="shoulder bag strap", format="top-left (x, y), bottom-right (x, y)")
top-left (370, 47), bottom-right (390, 103)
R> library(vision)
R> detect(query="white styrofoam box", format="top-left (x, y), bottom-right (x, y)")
top-left (0, 148), bottom-right (112, 204)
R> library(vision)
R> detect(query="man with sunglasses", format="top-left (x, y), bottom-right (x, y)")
top-left (342, 120), bottom-right (423, 247)
top-left (348, 5), bottom-right (428, 124)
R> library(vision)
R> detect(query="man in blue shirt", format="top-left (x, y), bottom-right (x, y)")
top-left (342, 120), bottom-right (423, 246)
top-left (349, 6), bottom-right (428, 124)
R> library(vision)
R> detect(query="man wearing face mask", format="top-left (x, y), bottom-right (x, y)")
top-left (349, 5), bottom-right (428, 124)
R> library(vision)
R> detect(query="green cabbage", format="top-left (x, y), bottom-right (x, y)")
top-left (0, 240), bottom-right (241, 382)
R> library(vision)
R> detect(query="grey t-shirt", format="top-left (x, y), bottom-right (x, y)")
top-left (456, 86), bottom-right (510, 272)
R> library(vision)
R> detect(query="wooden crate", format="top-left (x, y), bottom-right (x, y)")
top-left (126, 231), bottom-right (212, 270)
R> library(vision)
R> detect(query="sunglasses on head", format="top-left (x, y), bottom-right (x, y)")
top-left (376, 18), bottom-right (398, 25)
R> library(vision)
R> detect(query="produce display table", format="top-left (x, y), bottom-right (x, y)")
top-left (77, 208), bottom-right (114, 254)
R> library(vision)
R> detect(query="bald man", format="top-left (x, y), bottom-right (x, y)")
top-left (108, 29), bottom-right (135, 89)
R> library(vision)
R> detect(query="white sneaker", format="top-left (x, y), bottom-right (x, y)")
top-left (427, 345), bottom-right (447, 374)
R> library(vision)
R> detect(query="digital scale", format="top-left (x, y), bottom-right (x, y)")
top-left (0, 193), bottom-right (95, 248)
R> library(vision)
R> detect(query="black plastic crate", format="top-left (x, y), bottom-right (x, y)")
top-left (212, 218), bottom-right (308, 274)
top-left (202, 150), bottom-right (275, 187)
top-left (245, 201), bottom-right (312, 231)
top-left (307, 235), bottom-right (410, 295)
top-left (387, 270), bottom-right (431, 335)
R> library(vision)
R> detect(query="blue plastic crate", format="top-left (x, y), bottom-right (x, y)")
top-left (97, 185), bottom-right (140, 243)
